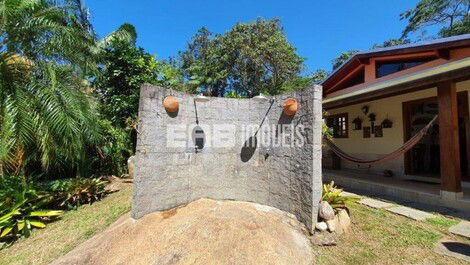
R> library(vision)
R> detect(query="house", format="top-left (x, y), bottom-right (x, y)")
top-left (322, 34), bottom-right (470, 210)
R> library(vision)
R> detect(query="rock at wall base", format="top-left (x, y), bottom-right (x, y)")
top-left (315, 221), bottom-right (328, 232)
top-left (319, 201), bottom-right (335, 221)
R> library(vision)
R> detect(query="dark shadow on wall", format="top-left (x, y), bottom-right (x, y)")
top-left (240, 136), bottom-right (258, 162)
top-left (166, 109), bottom-right (179, 118)
top-left (276, 112), bottom-right (294, 138)
top-left (240, 100), bottom-right (274, 163)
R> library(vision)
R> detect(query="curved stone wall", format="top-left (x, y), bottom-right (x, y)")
top-left (132, 84), bottom-right (323, 232)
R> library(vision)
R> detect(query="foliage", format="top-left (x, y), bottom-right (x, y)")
top-left (92, 120), bottom-right (132, 177)
top-left (279, 77), bottom-right (312, 92)
top-left (440, 15), bottom-right (470, 37)
top-left (332, 50), bottom-right (359, 70)
top-left (0, 176), bottom-right (62, 240)
top-left (180, 18), bottom-right (305, 97)
top-left (321, 181), bottom-right (359, 210)
top-left (0, 60), bottom-right (102, 178)
top-left (95, 39), bottom-right (185, 129)
top-left (371, 38), bottom-right (411, 49)
top-left (46, 177), bottom-right (107, 210)
top-left (400, 0), bottom-right (470, 37)
top-left (311, 69), bottom-right (328, 84)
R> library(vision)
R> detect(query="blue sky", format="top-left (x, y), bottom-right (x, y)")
top-left (87, 0), bottom-right (434, 75)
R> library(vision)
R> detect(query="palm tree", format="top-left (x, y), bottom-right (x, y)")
top-left (0, 0), bottom-right (136, 178)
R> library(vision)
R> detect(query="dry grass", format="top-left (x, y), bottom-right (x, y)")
top-left (315, 202), bottom-right (470, 265)
top-left (0, 181), bottom-right (133, 265)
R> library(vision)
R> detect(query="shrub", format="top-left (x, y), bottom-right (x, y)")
top-left (47, 177), bottom-right (108, 210)
top-left (0, 176), bottom-right (62, 241)
top-left (322, 181), bottom-right (360, 210)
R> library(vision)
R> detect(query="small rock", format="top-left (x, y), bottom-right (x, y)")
top-left (319, 201), bottom-right (335, 221)
top-left (326, 218), bottom-right (337, 232)
top-left (336, 209), bottom-right (351, 235)
top-left (315, 221), bottom-right (328, 232)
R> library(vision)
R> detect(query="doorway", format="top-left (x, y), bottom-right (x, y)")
top-left (403, 91), bottom-right (469, 181)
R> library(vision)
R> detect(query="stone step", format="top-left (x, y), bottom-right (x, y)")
top-left (449, 221), bottom-right (470, 239)
top-left (358, 198), bottom-right (395, 209)
top-left (386, 206), bottom-right (435, 221)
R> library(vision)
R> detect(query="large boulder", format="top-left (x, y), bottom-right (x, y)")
top-left (51, 199), bottom-right (314, 265)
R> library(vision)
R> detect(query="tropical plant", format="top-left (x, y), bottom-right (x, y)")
top-left (0, 176), bottom-right (62, 240)
top-left (0, 0), bottom-right (138, 178)
top-left (47, 177), bottom-right (108, 209)
top-left (321, 181), bottom-right (360, 210)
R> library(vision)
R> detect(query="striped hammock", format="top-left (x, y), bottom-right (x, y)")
top-left (324, 115), bottom-right (438, 165)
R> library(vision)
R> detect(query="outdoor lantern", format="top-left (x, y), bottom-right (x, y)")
top-left (163, 96), bottom-right (179, 113)
top-left (194, 94), bottom-right (210, 102)
top-left (283, 98), bottom-right (298, 116)
top-left (253, 93), bottom-right (269, 103)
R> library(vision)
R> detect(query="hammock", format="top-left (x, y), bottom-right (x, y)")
top-left (324, 115), bottom-right (438, 165)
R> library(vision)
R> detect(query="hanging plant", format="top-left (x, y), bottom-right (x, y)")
top-left (381, 119), bottom-right (393, 128)
top-left (361, 105), bottom-right (369, 115)
top-left (368, 113), bottom-right (376, 122)
top-left (352, 117), bottom-right (363, 130)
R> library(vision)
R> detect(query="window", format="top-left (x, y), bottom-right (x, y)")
top-left (376, 58), bottom-right (433, 78)
top-left (326, 113), bottom-right (348, 138)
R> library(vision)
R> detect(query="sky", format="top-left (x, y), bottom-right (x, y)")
top-left (87, 0), bottom-right (434, 75)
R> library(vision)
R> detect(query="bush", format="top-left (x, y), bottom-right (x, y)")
top-left (0, 176), bottom-right (62, 241)
top-left (322, 181), bottom-right (360, 210)
top-left (46, 177), bottom-right (108, 210)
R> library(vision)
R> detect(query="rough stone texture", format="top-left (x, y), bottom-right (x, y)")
top-left (326, 218), bottom-right (337, 232)
top-left (358, 198), bottom-right (395, 209)
top-left (386, 206), bottom-right (435, 220)
top-left (310, 232), bottom-right (338, 246)
top-left (51, 199), bottom-right (314, 265)
top-left (319, 201), bottom-right (335, 220)
top-left (434, 238), bottom-right (470, 262)
top-left (449, 221), bottom-right (470, 239)
top-left (336, 209), bottom-right (351, 235)
top-left (132, 84), bottom-right (323, 232)
top-left (315, 221), bottom-right (328, 231)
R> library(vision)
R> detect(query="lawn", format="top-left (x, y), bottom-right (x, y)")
top-left (1, 182), bottom-right (468, 265)
top-left (0, 180), bottom-right (133, 265)
top-left (315, 201), bottom-right (469, 265)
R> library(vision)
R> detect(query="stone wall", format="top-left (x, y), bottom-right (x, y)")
top-left (132, 84), bottom-right (322, 232)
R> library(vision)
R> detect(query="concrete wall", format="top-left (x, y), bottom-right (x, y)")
top-left (326, 80), bottom-right (470, 177)
top-left (132, 84), bottom-right (323, 232)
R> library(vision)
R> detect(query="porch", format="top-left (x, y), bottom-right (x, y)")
top-left (324, 169), bottom-right (470, 217)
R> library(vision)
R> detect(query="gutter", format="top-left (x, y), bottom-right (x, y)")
top-left (323, 57), bottom-right (470, 104)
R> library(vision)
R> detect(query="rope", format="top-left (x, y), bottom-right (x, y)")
top-left (324, 115), bottom-right (438, 165)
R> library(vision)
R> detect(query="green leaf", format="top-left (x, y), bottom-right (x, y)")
top-left (29, 220), bottom-right (46, 228)
top-left (29, 210), bottom-right (62, 217)
top-left (0, 226), bottom-right (13, 237)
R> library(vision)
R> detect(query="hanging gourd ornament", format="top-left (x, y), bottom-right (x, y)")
top-left (163, 96), bottom-right (179, 113)
top-left (283, 98), bottom-right (299, 116)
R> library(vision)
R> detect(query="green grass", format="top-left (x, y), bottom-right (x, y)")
top-left (0, 181), bottom-right (133, 265)
top-left (315, 202), bottom-right (470, 265)
top-left (1, 183), bottom-right (468, 265)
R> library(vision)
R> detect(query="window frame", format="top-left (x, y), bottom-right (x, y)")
top-left (326, 113), bottom-right (349, 138)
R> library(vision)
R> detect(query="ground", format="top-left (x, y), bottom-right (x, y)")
top-left (0, 180), bottom-right (468, 265)
top-left (0, 180), bottom-right (133, 265)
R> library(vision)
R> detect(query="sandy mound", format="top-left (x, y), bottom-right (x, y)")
top-left (51, 198), bottom-right (314, 265)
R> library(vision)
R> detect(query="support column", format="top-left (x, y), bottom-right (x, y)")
top-left (437, 81), bottom-right (462, 199)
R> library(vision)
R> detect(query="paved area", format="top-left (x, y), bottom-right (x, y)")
top-left (386, 206), bottom-right (435, 221)
top-left (358, 198), bottom-right (395, 209)
top-left (434, 238), bottom-right (470, 262)
top-left (449, 221), bottom-right (470, 239)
